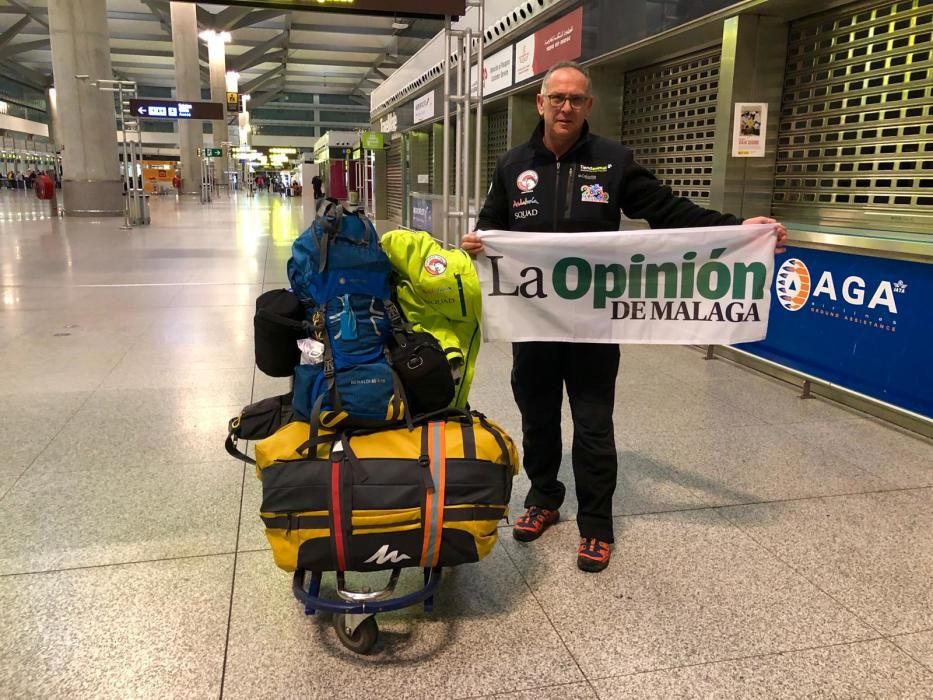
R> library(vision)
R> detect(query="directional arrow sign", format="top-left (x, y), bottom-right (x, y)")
top-left (129, 99), bottom-right (224, 121)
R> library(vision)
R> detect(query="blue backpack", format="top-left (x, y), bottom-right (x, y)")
top-left (287, 204), bottom-right (404, 430)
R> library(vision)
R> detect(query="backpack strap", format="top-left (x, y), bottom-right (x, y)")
top-left (317, 202), bottom-right (343, 273)
top-left (224, 432), bottom-right (256, 465)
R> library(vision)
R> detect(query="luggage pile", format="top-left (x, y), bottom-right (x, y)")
top-left (226, 202), bottom-right (519, 577)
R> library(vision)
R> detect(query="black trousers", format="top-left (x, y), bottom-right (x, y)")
top-left (511, 342), bottom-right (620, 542)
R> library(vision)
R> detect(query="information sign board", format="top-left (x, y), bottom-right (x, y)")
top-left (170, 1), bottom-right (466, 19)
top-left (130, 99), bottom-right (225, 121)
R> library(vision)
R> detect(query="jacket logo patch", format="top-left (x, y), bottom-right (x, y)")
top-left (580, 164), bottom-right (611, 173)
top-left (424, 254), bottom-right (448, 276)
top-left (581, 183), bottom-right (609, 204)
top-left (364, 545), bottom-right (412, 565)
top-left (512, 196), bottom-right (539, 209)
top-left (515, 209), bottom-right (539, 219)
top-left (516, 170), bottom-right (539, 193)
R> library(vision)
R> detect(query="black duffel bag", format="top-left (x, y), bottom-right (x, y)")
top-left (254, 289), bottom-right (309, 377)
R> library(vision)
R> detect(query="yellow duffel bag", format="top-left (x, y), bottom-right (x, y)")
top-left (254, 411), bottom-right (519, 573)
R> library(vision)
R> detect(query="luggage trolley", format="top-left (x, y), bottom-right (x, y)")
top-left (293, 566), bottom-right (443, 654)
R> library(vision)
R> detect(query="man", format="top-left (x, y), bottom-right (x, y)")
top-left (462, 61), bottom-right (786, 573)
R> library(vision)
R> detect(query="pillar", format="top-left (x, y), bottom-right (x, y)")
top-left (709, 14), bottom-right (789, 218)
top-left (47, 0), bottom-right (122, 216)
top-left (170, 1), bottom-right (201, 195)
top-left (46, 87), bottom-right (62, 171)
top-left (205, 32), bottom-right (230, 148)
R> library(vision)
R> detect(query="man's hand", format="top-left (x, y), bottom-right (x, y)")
top-left (743, 216), bottom-right (788, 254)
top-left (461, 232), bottom-right (484, 257)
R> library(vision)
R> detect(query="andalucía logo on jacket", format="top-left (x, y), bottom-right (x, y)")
top-left (424, 254), bottom-right (448, 276)
top-left (516, 170), bottom-right (539, 193)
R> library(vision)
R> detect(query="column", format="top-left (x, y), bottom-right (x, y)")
top-left (203, 31), bottom-right (230, 148)
top-left (709, 14), bottom-right (789, 217)
top-left (47, 0), bottom-right (122, 216)
top-left (170, 2), bottom-right (201, 195)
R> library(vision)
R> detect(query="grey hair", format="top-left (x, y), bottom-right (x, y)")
top-left (539, 61), bottom-right (592, 95)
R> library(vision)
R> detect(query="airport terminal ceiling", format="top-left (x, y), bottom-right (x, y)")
top-left (170, 0), bottom-right (468, 18)
top-left (0, 0), bottom-right (448, 114)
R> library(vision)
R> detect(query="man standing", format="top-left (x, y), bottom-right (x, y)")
top-left (462, 61), bottom-right (786, 573)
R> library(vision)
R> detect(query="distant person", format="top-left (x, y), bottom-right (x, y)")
top-left (6, 171), bottom-right (12, 189)
top-left (311, 175), bottom-right (323, 199)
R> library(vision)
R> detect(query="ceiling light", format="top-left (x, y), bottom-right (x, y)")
top-left (391, 21), bottom-right (409, 30)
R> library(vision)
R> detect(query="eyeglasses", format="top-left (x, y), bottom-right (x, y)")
top-left (544, 93), bottom-right (589, 110)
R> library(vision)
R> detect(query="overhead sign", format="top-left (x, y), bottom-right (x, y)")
top-left (130, 99), bottom-right (224, 121)
top-left (413, 92), bottom-right (435, 123)
top-left (739, 247), bottom-right (932, 418)
top-left (361, 131), bottom-right (385, 149)
top-left (515, 6), bottom-right (584, 83)
top-left (226, 91), bottom-right (240, 114)
top-left (169, 1), bottom-right (466, 19)
top-left (471, 45), bottom-right (514, 96)
top-left (201, 148), bottom-right (224, 158)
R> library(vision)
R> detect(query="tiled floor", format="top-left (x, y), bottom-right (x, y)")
top-left (1, 191), bottom-right (931, 699)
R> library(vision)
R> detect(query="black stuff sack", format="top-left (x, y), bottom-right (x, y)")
top-left (254, 289), bottom-right (308, 377)
top-left (225, 392), bottom-right (294, 465)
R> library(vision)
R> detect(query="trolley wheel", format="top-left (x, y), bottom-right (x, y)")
top-left (334, 614), bottom-right (378, 654)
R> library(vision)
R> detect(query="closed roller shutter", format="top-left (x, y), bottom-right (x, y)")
top-left (386, 136), bottom-right (403, 225)
top-left (485, 110), bottom-right (509, 194)
top-left (773, 0), bottom-right (933, 229)
top-left (621, 47), bottom-right (721, 203)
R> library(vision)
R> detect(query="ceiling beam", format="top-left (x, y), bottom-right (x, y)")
top-left (6, 0), bottom-right (48, 29)
top-left (238, 49), bottom-right (286, 73)
top-left (245, 87), bottom-right (283, 111)
top-left (230, 31), bottom-right (286, 72)
top-left (0, 16), bottom-right (32, 50)
top-left (231, 9), bottom-right (285, 31)
top-left (242, 67), bottom-right (284, 94)
top-left (0, 38), bottom-right (49, 58)
top-left (0, 58), bottom-right (49, 89)
top-left (211, 6), bottom-right (253, 32)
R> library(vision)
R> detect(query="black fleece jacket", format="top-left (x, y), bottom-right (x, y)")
top-left (476, 120), bottom-right (741, 233)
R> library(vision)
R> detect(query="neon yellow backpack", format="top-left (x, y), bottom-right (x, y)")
top-left (380, 230), bottom-right (482, 408)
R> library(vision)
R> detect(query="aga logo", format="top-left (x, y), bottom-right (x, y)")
top-left (516, 170), bottom-right (539, 193)
top-left (775, 257), bottom-right (904, 314)
top-left (776, 258), bottom-right (811, 311)
top-left (424, 254), bottom-right (448, 276)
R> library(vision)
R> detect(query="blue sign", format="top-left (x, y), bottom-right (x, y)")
top-left (738, 246), bottom-right (933, 418)
top-left (411, 197), bottom-right (434, 232)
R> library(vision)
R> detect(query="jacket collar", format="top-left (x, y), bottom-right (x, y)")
top-left (529, 119), bottom-right (592, 160)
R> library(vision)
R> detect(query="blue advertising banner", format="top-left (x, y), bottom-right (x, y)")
top-left (738, 246), bottom-right (932, 418)
top-left (411, 197), bottom-right (434, 233)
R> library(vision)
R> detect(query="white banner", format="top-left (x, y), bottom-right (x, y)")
top-left (470, 45), bottom-right (514, 96)
top-left (414, 92), bottom-right (435, 124)
top-left (475, 226), bottom-right (776, 344)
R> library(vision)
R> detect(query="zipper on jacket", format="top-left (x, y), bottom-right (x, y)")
top-left (564, 165), bottom-right (575, 220)
top-left (454, 273), bottom-right (467, 317)
top-left (553, 160), bottom-right (561, 231)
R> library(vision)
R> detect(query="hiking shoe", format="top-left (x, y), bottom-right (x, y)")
top-left (512, 506), bottom-right (559, 542)
top-left (577, 537), bottom-right (611, 572)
